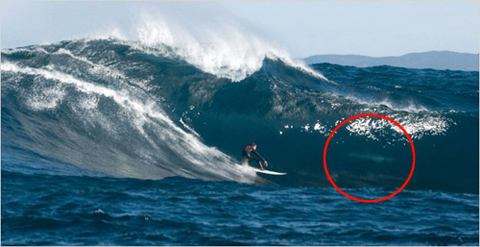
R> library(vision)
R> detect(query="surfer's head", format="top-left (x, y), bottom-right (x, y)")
top-left (251, 142), bottom-right (257, 150)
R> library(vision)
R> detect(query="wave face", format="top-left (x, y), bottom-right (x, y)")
top-left (2, 39), bottom-right (479, 193)
top-left (1, 40), bottom-right (259, 183)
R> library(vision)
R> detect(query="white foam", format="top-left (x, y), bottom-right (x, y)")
top-left (54, 48), bottom-right (129, 84)
top-left (2, 47), bottom-right (49, 55)
top-left (389, 114), bottom-right (451, 139)
top-left (2, 61), bottom-right (256, 182)
top-left (131, 13), bottom-right (327, 82)
top-left (345, 95), bottom-right (430, 113)
top-left (179, 117), bottom-right (201, 138)
top-left (285, 114), bottom-right (450, 140)
top-left (313, 122), bottom-right (328, 134)
top-left (345, 115), bottom-right (451, 140)
top-left (300, 121), bottom-right (329, 134)
top-left (79, 94), bottom-right (99, 110)
top-left (27, 82), bottom-right (66, 111)
top-left (303, 124), bottom-right (310, 131)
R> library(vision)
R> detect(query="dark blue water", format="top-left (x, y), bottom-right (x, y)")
top-left (2, 39), bottom-right (479, 245)
top-left (2, 154), bottom-right (479, 245)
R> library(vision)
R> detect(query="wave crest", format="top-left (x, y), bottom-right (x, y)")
top-left (134, 13), bottom-right (325, 82)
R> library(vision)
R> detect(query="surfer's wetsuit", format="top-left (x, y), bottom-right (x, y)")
top-left (241, 145), bottom-right (266, 167)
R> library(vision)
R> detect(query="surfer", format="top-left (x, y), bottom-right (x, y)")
top-left (241, 142), bottom-right (268, 170)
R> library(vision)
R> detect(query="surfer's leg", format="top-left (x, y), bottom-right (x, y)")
top-left (257, 161), bottom-right (264, 170)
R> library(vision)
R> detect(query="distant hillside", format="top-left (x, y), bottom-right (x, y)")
top-left (304, 51), bottom-right (479, 71)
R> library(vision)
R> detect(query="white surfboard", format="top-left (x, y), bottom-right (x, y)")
top-left (252, 167), bottom-right (287, 175)
top-left (236, 164), bottom-right (287, 176)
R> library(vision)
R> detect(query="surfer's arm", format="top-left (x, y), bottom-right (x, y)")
top-left (252, 150), bottom-right (266, 163)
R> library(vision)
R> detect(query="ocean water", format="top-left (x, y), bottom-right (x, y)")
top-left (1, 38), bottom-right (479, 245)
top-left (2, 155), bottom-right (478, 245)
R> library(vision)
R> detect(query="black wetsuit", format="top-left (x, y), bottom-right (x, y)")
top-left (241, 145), bottom-right (266, 165)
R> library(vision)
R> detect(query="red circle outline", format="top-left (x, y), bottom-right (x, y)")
top-left (323, 113), bottom-right (416, 203)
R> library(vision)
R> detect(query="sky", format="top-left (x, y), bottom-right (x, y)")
top-left (1, 1), bottom-right (479, 57)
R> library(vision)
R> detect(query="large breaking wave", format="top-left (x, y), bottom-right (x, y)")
top-left (2, 37), bottom-right (478, 193)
